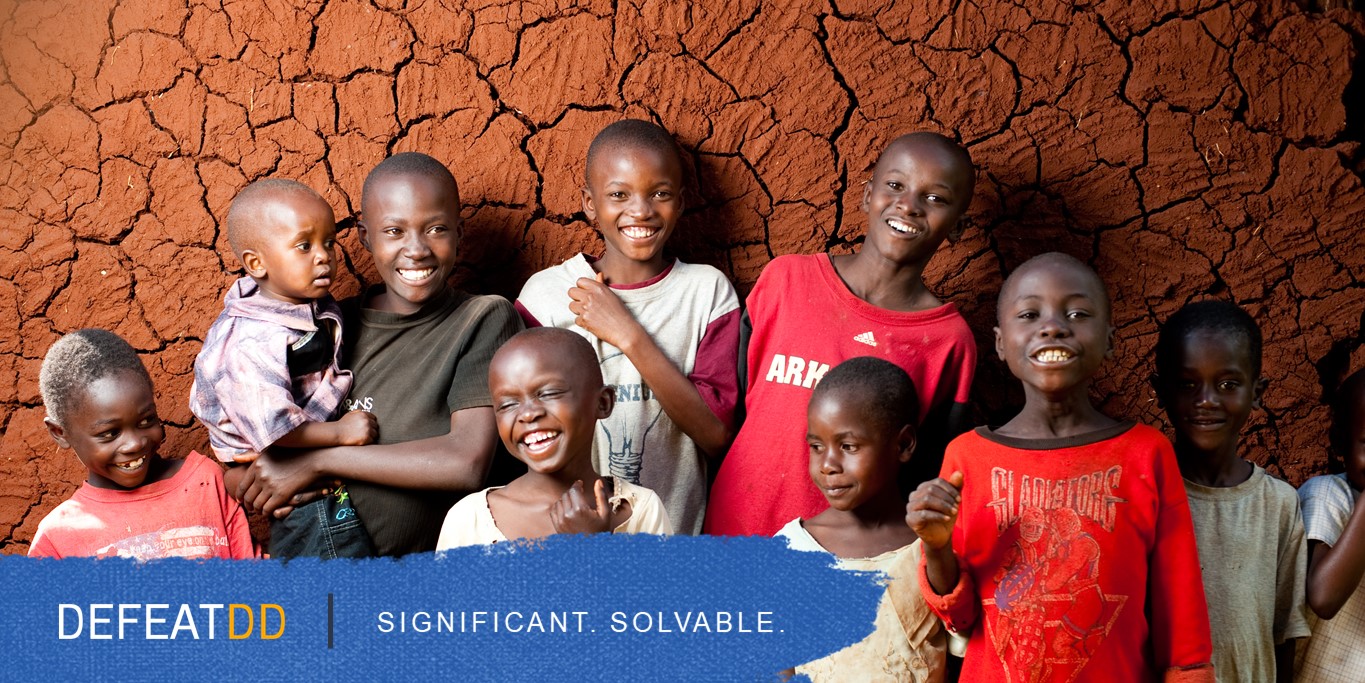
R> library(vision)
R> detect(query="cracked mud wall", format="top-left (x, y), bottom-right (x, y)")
top-left (0, 0), bottom-right (1363, 553)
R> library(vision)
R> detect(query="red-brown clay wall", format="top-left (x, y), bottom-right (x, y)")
top-left (1, 0), bottom-right (1362, 553)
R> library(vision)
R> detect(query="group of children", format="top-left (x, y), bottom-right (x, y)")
top-left (24, 116), bottom-right (1365, 680)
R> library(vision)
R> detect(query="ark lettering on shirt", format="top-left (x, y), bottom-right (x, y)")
top-left (610, 383), bottom-right (654, 403)
top-left (762, 354), bottom-right (832, 390)
top-left (987, 466), bottom-right (1128, 533)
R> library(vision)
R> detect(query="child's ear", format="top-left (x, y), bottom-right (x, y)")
top-left (597, 385), bottom-right (615, 419)
top-left (581, 187), bottom-right (598, 223)
top-left (44, 417), bottom-right (70, 449)
top-left (1252, 377), bottom-right (1270, 409)
top-left (356, 220), bottom-right (372, 252)
top-left (240, 249), bottom-right (267, 280)
top-left (860, 179), bottom-right (872, 213)
top-left (1104, 324), bottom-right (1116, 359)
top-left (993, 325), bottom-right (1005, 361)
top-left (897, 424), bottom-right (917, 463)
top-left (1149, 372), bottom-right (1165, 408)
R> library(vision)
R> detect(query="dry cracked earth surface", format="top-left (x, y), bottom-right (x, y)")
top-left (0, 0), bottom-right (1362, 552)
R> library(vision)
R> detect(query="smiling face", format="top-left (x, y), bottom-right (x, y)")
top-left (582, 143), bottom-right (683, 278)
top-left (489, 334), bottom-right (614, 475)
top-left (359, 172), bottom-right (461, 315)
top-left (806, 389), bottom-right (913, 513)
top-left (860, 136), bottom-right (973, 266)
top-left (995, 257), bottom-right (1114, 397)
top-left (242, 193), bottom-right (338, 304)
top-left (1158, 330), bottom-right (1263, 459)
top-left (46, 370), bottom-right (165, 490)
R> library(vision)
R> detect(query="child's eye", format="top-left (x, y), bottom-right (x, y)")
top-left (1016, 310), bottom-right (1038, 320)
top-left (324, 239), bottom-right (336, 249)
top-left (653, 190), bottom-right (674, 200)
top-left (841, 442), bottom-right (858, 452)
top-left (608, 191), bottom-right (628, 200)
top-left (926, 194), bottom-right (948, 204)
top-left (885, 181), bottom-right (904, 192)
top-left (427, 225), bottom-right (448, 234)
top-left (138, 416), bottom-right (160, 429)
top-left (383, 227), bottom-right (401, 236)
top-left (807, 442), bottom-right (823, 454)
top-left (537, 389), bottom-right (563, 400)
top-left (296, 243), bottom-right (310, 252)
top-left (1217, 380), bottom-right (1241, 391)
top-left (1066, 310), bottom-right (1091, 320)
top-left (96, 430), bottom-right (118, 442)
top-left (495, 400), bottom-right (518, 413)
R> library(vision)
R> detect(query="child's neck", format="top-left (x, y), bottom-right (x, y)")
top-left (805, 491), bottom-right (916, 559)
top-left (1176, 440), bottom-right (1253, 487)
top-left (512, 455), bottom-right (604, 496)
top-left (830, 250), bottom-right (939, 312)
top-left (998, 387), bottom-right (1119, 439)
top-left (594, 252), bottom-right (668, 286)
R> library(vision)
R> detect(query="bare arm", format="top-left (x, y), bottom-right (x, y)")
top-left (239, 406), bottom-right (497, 517)
top-left (1306, 488), bottom-right (1365, 619)
top-left (272, 410), bottom-right (378, 449)
top-left (569, 275), bottom-right (732, 458)
top-left (907, 471), bottom-right (964, 594)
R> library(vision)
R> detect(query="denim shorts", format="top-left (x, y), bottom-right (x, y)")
top-left (268, 485), bottom-right (373, 559)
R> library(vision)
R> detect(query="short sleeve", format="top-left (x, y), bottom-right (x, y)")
top-left (1300, 475), bottom-right (1354, 547)
top-left (615, 482), bottom-right (674, 535)
top-left (690, 307), bottom-right (741, 429)
top-left (1273, 482), bottom-right (1311, 642)
top-left (216, 334), bottom-right (314, 451)
top-left (445, 297), bottom-right (523, 413)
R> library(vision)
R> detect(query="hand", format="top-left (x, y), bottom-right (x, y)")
top-left (235, 450), bottom-right (323, 519)
top-left (231, 453), bottom-right (338, 518)
top-left (907, 471), bottom-right (964, 551)
top-left (550, 479), bottom-right (612, 535)
top-left (567, 273), bottom-right (643, 350)
top-left (336, 410), bottom-right (378, 446)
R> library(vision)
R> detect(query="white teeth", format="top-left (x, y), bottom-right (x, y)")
top-left (621, 226), bottom-right (657, 239)
top-left (1034, 349), bottom-right (1074, 363)
top-left (114, 456), bottom-right (145, 471)
top-left (522, 431), bottom-right (558, 446)
top-left (887, 218), bottom-right (920, 235)
top-left (397, 268), bottom-right (435, 282)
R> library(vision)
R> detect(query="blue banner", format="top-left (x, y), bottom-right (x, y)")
top-left (6, 536), bottom-right (883, 680)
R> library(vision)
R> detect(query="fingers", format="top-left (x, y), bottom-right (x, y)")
top-left (947, 470), bottom-right (965, 490)
top-left (593, 478), bottom-right (610, 519)
top-left (232, 451), bottom-right (260, 465)
top-left (595, 272), bottom-right (606, 285)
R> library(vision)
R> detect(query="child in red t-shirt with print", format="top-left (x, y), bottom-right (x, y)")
top-left (707, 131), bottom-right (978, 537)
top-left (907, 253), bottom-right (1214, 682)
top-left (29, 329), bottom-right (256, 560)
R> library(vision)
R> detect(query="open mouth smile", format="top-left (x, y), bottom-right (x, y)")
top-left (886, 217), bottom-right (923, 236)
top-left (620, 225), bottom-right (660, 240)
top-left (397, 267), bottom-right (436, 283)
top-left (1032, 348), bottom-right (1076, 364)
top-left (520, 430), bottom-right (561, 456)
top-left (113, 455), bottom-right (147, 472)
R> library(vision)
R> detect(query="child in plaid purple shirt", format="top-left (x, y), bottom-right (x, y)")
top-left (190, 178), bottom-right (377, 559)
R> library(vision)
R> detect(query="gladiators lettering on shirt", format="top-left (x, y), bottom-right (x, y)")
top-left (987, 466), bottom-right (1128, 533)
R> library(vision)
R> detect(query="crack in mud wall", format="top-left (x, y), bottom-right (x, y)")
top-left (1, 0), bottom-right (1362, 553)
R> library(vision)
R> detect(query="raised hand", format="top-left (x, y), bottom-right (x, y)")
top-left (907, 471), bottom-right (964, 551)
top-left (567, 273), bottom-right (644, 350)
top-left (550, 479), bottom-right (613, 535)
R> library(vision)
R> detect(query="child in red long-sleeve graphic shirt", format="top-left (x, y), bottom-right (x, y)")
top-left (907, 252), bottom-right (1214, 682)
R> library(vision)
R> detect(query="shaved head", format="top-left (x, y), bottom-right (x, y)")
top-left (877, 132), bottom-right (975, 200)
top-left (491, 327), bottom-right (604, 390)
top-left (997, 252), bottom-right (1110, 324)
top-left (226, 179), bottom-right (331, 258)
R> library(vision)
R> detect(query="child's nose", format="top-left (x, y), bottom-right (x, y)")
top-left (401, 232), bottom-right (432, 258)
top-left (1038, 313), bottom-right (1071, 337)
